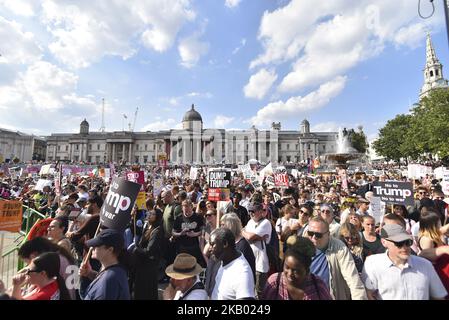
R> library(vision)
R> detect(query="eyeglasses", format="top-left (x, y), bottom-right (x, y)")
top-left (299, 210), bottom-right (309, 215)
top-left (387, 239), bottom-right (413, 248)
top-left (344, 236), bottom-right (358, 241)
top-left (205, 214), bottom-right (215, 218)
top-left (25, 268), bottom-right (41, 275)
top-left (320, 210), bottom-right (331, 214)
top-left (307, 231), bottom-right (327, 239)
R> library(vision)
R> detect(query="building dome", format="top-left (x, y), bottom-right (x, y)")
top-left (80, 118), bottom-right (89, 135)
top-left (81, 119), bottom-right (89, 126)
top-left (300, 119), bottom-right (310, 134)
top-left (182, 104), bottom-right (203, 122)
top-left (301, 119), bottom-right (310, 126)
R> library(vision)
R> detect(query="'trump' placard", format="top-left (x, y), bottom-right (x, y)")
top-left (372, 181), bottom-right (414, 206)
top-left (100, 177), bottom-right (141, 231)
top-left (208, 170), bottom-right (231, 201)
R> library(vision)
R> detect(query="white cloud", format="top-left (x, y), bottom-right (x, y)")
top-left (213, 115), bottom-right (235, 128)
top-left (0, 0), bottom-right (38, 17)
top-left (393, 23), bottom-right (427, 49)
top-left (141, 118), bottom-right (182, 131)
top-left (178, 31), bottom-right (210, 68)
top-left (0, 17), bottom-right (42, 65)
top-left (225, 0), bottom-right (242, 8)
top-left (39, 0), bottom-right (196, 68)
top-left (249, 0), bottom-right (443, 94)
top-left (187, 92), bottom-right (213, 98)
top-left (244, 68), bottom-right (278, 100)
top-left (251, 76), bottom-right (347, 126)
top-left (232, 38), bottom-right (247, 55)
top-left (0, 61), bottom-right (100, 133)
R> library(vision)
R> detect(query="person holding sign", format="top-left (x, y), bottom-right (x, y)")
top-left (79, 229), bottom-right (130, 300)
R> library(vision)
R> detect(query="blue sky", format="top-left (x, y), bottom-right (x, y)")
top-left (0, 0), bottom-right (448, 142)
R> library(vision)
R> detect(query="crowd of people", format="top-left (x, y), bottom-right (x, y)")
top-left (0, 161), bottom-right (448, 300)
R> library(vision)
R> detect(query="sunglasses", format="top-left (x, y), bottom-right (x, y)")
top-left (205, 214), bottom-right (215, 217)
top-left (344, 236), bottom-right (358, 241)
top-left (299, 210), bottom-right (309, 215)
top-left (25, 268), bottom-right (41, 275)
top-left (321, 210), bottom-right (331, 214)
top-left (387, 239), bottom-right (413, 248)
top-left (307, 231), bottom-right (327, 239)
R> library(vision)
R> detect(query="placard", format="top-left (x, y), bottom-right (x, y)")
top-left (274, 173), bottom-right (289, 187)
top-left (372, 181), bottom-right (414, 206)
top-left (100, 177), bottom-right (141, 231)
top-left (0, 200), bottom-right (23, 232)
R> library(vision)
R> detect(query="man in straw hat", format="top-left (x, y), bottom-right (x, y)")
top-left (163, 253), bottom-right (208, 300)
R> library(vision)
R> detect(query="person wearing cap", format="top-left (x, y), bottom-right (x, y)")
top-left (355, 198), bottom-right (370, 216)
top-left (242, 201), bottom-right (272, 299)
top-left (163, 253), bottom-right (208, 300)
top-left (79, 229), bottom-right (131, 300)
top-left (362, 224), bottom-right (447, 300)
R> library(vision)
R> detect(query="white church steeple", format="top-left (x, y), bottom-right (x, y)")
top-left (420, 33), bottom-right (448, 99)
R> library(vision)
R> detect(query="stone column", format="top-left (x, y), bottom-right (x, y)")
top-left (53, 144), bottom-right (57, 160)
top-left (112, 144), bottom-right (116, 162)
top-left (299, 143), bottom-right (304, 162)
top-left (129, 143), bottom-right (133, 163)
top-left (183, 139), bottom-right (187, 164)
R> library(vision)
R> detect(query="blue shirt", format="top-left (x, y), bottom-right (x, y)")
top-left (310, 249), bottom-right (330, 288)
top-left (82, 264), bottom-right (130, 300)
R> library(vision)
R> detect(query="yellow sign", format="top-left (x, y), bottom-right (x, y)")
top-left (136, 191), bottom-right (146, 210)
top-left (0, 200), bottom-right (23, 232)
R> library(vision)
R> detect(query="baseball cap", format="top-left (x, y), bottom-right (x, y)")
top-left (380, 224), bottom-right (413, 242)
top-left (86, 229), bottom-right (124, 249)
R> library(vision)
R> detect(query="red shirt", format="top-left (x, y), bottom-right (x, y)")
top-left (23, 280), bottom-right (60, 300)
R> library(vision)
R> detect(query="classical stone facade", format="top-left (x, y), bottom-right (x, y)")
top-left (46, 105), bottom-right (338, 165)
top-left (0, 129), bottom-right (46, 162)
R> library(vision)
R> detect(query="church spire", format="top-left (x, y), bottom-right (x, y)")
top-left (420, 33), bottom-right (448, 99)
top-left (426, 33), bottom-right (439, 67)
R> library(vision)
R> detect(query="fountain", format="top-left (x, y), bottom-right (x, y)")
top-left (322, 128), bottom-right (362, 170)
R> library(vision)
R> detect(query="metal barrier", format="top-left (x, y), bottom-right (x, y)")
top-left (1, 203), bottom-right (47, 288)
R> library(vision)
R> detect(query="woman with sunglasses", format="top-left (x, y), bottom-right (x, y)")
top-left (339, 223), bottom-right (364, 273)
top-left (417, 211), bottom-right (449, 294)
top-left (262, 236), bottom-right (332, 300)
top-left (201, 209), bottom-right (218, 262)
top-left (11, 252), bottom-right (71, 300)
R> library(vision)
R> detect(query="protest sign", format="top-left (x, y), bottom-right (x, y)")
top-left (35, 179), bottom-right (52, 191)
top-left (441, 170), bottom-right (449, 196)
top-left (274, 173), bottom-right (289, 188)
top-left (39, 164), bottom-right (52, 175)
top-left (372, 181), bottom-right (414, 206)
top-left (0, 200), bottom-right (23, 232)
top-left (153, 178), bottom-right (164, 197)
top-left (126, 171), bottom-right (146, 210)
top-left (100, 177), bottom-right (141, 231)
top-left (208, 170), bottom-right (231, 201)
top-left (369, 196), bottom-right (383, 224)
top-left (291, 169), bottom-right (299, 179)
top-left (265, 175), bottom-right (275, 186)
top-left (190, 167), bottom-right (199, 180)
top-left (250, 174), bottom-right (261, 189)
top-left (260, 163), bottom-right (273, 179)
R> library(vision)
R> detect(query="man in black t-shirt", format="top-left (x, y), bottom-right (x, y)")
top-left (173, 199), bottom-right (206, 267)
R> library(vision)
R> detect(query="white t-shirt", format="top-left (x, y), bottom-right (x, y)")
top-left (211, 254), bottom-right (255, 300)
top-left (173, 280), bottom-right (209, 300)
top-left (275, 217), bottom-right (298, 235)
top-left (245, 218), bottom-right (272, 273)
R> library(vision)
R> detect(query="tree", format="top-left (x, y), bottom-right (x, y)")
top-left (410, 88), bottom-right (449, 159)
top-left (350, 126), bottom-right (369, 154)
top-left (372, 114), bottom-right (417, 161)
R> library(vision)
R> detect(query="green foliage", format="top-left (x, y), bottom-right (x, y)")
top-left (373, 89), bottom-right (449, 161)
top-left (349, 127), bottom-right (369, 154)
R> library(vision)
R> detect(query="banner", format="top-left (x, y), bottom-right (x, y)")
top-left (100, 177), bottom-right (141, 231)
top-left (250, 174), bottom-right (261, 189)
top-left (259, 163), bottom-right (273, 179)
top-left (274, 173), bottom-right (289, 188)
top-left (208, 170), bottom-right (231, 201)
top-left (372, 181), bottom-right (414, 206)
top-left (291, 169), bottom-right (299, 179)
top-left (0, 200), bottom-right (23, 232)
top-left (265, 175), bottom-right (275, 186)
